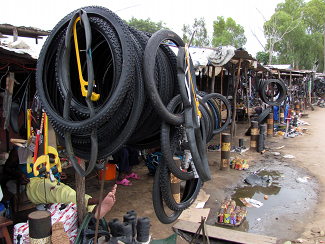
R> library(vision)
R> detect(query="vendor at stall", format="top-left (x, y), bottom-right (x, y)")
top-left (4, 146), bottom-right (116, 220)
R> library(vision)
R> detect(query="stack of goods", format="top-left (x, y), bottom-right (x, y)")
top-left (216, 198), bottom-right (247, 226)
top-left (108, 211), bottom-right (150, 243)
top-left (13, 202), bottom-right (78, 244)
top-left (230, 157), bottom-right (249, 170)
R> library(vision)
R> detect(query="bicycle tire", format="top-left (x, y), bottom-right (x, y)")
top-left (161, 95), bottom-right (194, 180)
top-left (37, 6), bottom-right (135, 133)
top-left (201, 93), bottom-right (231, 135)
top-left (159, 158), bottom-right (201, 211)
top-left (143, 29), bottom-right (185, 126)
top-left (152, 162), bottom-right (182, 224)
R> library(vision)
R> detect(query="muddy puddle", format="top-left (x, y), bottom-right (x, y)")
top-left (207, 158), bottom-right (319, 241)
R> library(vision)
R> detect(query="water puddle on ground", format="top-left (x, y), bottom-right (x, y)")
top-left (216, 167), bottom-right (318, 237)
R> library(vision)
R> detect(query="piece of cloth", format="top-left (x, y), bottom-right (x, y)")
top-left (112, 147), bottom-right (139, 173)
top-left (26, 177), bottom-right (95, 212)
top-left (274, 106), bottom-right (279, 121)
top-left (145, 151), bottom-right (162, 174)
top-left (17, 146), bottom-right (33, 165)
top-left (244, 174), bottom-right (272, 187)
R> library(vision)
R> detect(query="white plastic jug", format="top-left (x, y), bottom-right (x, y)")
top-left (0, 185), bottom-right (3, 202)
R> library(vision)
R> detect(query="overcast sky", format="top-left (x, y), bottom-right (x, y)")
top-left (0, 0), bottom-right (284, 57)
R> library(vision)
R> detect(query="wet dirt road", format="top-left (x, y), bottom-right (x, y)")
top-left (73, 106), bottom-right (325, 243)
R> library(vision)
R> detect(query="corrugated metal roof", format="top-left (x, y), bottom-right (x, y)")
top-left (0, 24), bottom-right (50, 39)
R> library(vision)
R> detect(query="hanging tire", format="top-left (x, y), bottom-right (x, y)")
top-left (259, 79), bottom-right (287, 106)
top-left (152, 162), bottom-right (182, 224)
top-left (143, 29), bottom-right (185, 126)
top-left (160, 95), bottom-right (194, 181)
top-left (159, 158), bottom-right (201, 211)
top-left (201, 93), bottom-right (231, 135)
top-left (37, 6), bottom-right (135, 134)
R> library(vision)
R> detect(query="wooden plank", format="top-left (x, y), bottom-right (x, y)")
top-left (76, 159), bottom-right (86, 225)
top-left (230, 59), bottom-right (242, 142)
top-left (211, 66), bottom-right (216, 93)
top-left (173, 220), bottom-right (277, 244)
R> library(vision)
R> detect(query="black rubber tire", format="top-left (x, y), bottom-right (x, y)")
top-left (175, 47), bottom-right (211, 182)
top-left (37, 6), bottom-right (135, 134)
top-left (152, 162), bottom-right (182, 224)
top-left (256, 106), bottom-right (272, 125)
top-left (55, 17), bottom-right (124, 118)
top-left (201, 93), bottom-right (231, 135)
top-left (127, 130), bottom-right (161, 150)
top-left (161, 95), bottom-right (194, 180)
top-left (67, 39), bottom-right (145, 160)
top-left (199, 101), bottom-right (214, 143)
top-left (245, 106), bottom-right (272, 136)
top-left (160, 158), bottom-right (201, 211)
top-left (143, 29), bottom-right (185, 126)
top-left (197, 91), bottom-right (222, 139)
top-left (259, 79), bottom-right (287, 106)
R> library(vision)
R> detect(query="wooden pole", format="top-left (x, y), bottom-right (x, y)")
top-left (206, 66), bottom-right (209, 92)
top-left (226, 67), bottom-right (230, 98)
top-left (211, 66), bottom-right (216, 93)
top-left (219, 67), bottom-right (224, 148)
top-left (244, 66), bottom-right (250, 125)
top-left (295, 101), bottom-right (300, 115)
top-left (199, 71), bottom-right (202, 91)
top-left (230, 60), bottom-right (242, 142)
top-left (171, 157), bottom-right (181, 203)
top-left (232, 63), bottom-right (236, 89)
top-left (220, 133), bottom-right (231, 171)
top-left (290, 71), bottom-right (292, 106)
top-left (220, 67), bottom-right (223, 95)
top-left (76, 159), bottom-right (87, 226)
top-left (13, 27), bottom-right (18, 42)
top-left (267, 112), bottom-right (274, 138)
top-left (250, 121), bottom-right (258, 152)
top-left (280, 107), bottom-right (284, 124)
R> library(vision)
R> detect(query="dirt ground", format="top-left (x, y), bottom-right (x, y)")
top-left (7, 105), bottom-right (325, 244)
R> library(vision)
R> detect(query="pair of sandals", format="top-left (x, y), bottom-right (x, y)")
top-left (116, 173), bottom-right (140, 186)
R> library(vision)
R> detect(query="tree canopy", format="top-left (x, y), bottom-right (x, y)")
top-left (262, 0), bottom-right (325, 72)
top-left (182, 18), bottom-right (210, 47)
top-left (211, 16), bottom-right (247, 49)
top-left (125, 17), bottom-right (168, 34)
top-left (256, 51), bottom-right (270, 65)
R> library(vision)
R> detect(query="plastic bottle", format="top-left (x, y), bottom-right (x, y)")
top-left (5, 200), bottom-right (12, 220)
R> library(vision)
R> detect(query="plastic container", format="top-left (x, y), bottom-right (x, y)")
top-left (0, 203), bottom-right (5, 216)
top-left (5, 201), bottom-right (12, 220)
top-left (98, 163), bottom-right (116, 181)
top-left (0, 185), bottom-right (3, 201)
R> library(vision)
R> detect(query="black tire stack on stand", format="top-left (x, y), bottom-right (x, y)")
top-left (36, 6), bottom-right (231, 223)
top-left (246, 78), bottom-right (288, 135)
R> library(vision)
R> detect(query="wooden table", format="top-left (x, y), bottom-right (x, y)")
top-left (0, 215), bottom-right (13, 244)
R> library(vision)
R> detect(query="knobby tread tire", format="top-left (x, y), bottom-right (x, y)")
top-left (152, 162), bottom-right (182, 224)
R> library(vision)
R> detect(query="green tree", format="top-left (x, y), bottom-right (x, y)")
top-left (125, 17), bottom-right (168, 34)
top-left (211, 16), bottom-right (247, 49)
top-left (263, 0), bottom-right (325, 72)
top-left (264, 0), bottom-right (304, 65)
top-left (182, 18), bottom-right (210, 47)
top-left (256, 51), bottom-right (270, 65)
top-left (303, 0), bottom-right (325, 72)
